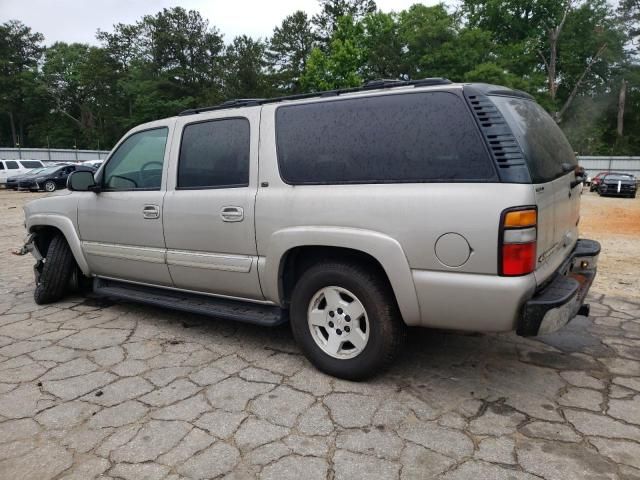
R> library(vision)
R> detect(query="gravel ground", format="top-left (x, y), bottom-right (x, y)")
top-left (579, 189), bottom-right (640, 301)
top-left (1, 189), bottom-right (640, 480)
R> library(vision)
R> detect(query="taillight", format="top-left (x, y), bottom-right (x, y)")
top-left (499, 207), bottom-right (537, 276)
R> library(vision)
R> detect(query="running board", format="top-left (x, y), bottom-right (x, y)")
top-left (93, 278), bottom-right (287, 327)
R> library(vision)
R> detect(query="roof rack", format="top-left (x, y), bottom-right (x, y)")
top-left (178, 77), bottom-right (452, 116)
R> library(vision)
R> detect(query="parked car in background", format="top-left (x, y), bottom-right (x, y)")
top-left (589, 172), bottom-right (609, 192)
top-left (82, 159), bottom-right (104, 169)
top-left (6, 167), bottom-right (47, 190)
top-left (598, 173), bottom-right (637, 198)
top-left (0, 159), bottom-right (45, 186)
top-left (18, 164), bottom-right (96, 192)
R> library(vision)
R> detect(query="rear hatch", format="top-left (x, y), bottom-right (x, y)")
top-left (491, 95), bottom-right (581, 285)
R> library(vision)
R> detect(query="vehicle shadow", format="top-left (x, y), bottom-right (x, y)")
top-left (81, 295), bottom-right (611, 418)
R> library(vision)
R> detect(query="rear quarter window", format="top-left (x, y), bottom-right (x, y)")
top-left (275, 91), bottom-right (496, 184)
top-left (20, 161), bottom-right (43, 169)
top-left (490, 96), bottom-right (577, 184)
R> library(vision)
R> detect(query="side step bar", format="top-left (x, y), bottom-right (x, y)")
top-left (93, 278), bottom-right (288, 327)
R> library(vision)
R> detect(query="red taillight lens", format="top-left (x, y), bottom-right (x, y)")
top-left (500, 207), bottom-right (537, 276)
top-left (502, 243), bottom-right (536, 276)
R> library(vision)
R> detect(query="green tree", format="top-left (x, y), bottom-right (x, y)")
top-left (0, 20), bottom-right (44, 147)
top-left (267, 11), bottom-right (314, 93)
top-left (313, 0), bottom-right (376, 47)
top-left (224, 35), bottom-right (270, 99)
top-left (301, 16), bottom-right (365, 91)
top-left (360, 12), bottom-right (404, 79)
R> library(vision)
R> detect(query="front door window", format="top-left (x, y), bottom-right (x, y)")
top-left (103, 128), bottom-right (168, 191)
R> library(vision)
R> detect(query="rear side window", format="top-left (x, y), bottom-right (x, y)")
top-left (491, 96), bottom-right (577, 184)
top-left (6, 161), bottom-right (19, 169)
top-left (178, 118), bottom-right (250, 189)
top-left (0, 162), bottom-right (4, 170)
top-left (20, 161), bottom-right (42, 168)
top-left (276, 92), bottom-right (496, 184)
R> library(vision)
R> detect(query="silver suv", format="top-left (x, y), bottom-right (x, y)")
top-left (20, 79), bottom-right (600, 379)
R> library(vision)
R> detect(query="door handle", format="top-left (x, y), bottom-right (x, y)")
top-left (221, 206), bottom-right (244, 222)
top-left (142, 204), bottom-right (160, 219)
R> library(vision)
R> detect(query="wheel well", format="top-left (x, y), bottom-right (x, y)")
top-left (279, 246), bottom-right (393, 306)
top-left (31, 226), bottom-right (64, 257)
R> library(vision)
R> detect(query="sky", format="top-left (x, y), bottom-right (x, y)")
top-left (1, 0), bottom-right (441, 45)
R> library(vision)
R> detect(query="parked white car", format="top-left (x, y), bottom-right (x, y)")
top-left (82, 160), bottom-right (104, 169)
top-left (0, 159), bottom-right (45, 186)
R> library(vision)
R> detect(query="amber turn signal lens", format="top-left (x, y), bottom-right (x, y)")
top-left (504, 209), bottom-right (537, 228)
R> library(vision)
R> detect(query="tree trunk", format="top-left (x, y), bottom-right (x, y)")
top-left (7, 112), bottom-right (17, 147)
top-left (542, 2), bottom-right (571, 101)
top-left (548, 28), bottom-right (559, 100)
top-left (556, 43), bottom-right (607, 123)
top-left (617, 78), bottom-right (627, 137)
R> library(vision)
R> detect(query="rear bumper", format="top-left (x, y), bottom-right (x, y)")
top-left (517, 238), bottom-right (600, 336)
top-left (599, 185), bottom-right (636, 196)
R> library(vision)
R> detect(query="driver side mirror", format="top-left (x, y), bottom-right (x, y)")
top-left (67, 170), bottom-right (99, 192)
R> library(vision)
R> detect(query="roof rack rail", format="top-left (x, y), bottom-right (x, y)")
top-left (363, 79), bottom-right (407, 89)
top-left (179, 98), bottom-right (265, 116)
top-left (178, 77), bottom-right (453, 116)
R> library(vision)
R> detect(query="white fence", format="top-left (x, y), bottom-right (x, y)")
top-left (1, 148), bottom-right (638, 177)
top-left (578, 156), bottom-right (640, 179)
top-left (0, 148), bottom-right (110, 162)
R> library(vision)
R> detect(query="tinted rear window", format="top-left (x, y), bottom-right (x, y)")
top-left (178, 118), bottom-right (250, 189)
top-left (491, 96), bottom-right (577, 184)
top-left (276, 92), bottom-right (496, 184)
top-left (605, 174), bottom-right (634, 181)
top-left (20, 161), bottom-right (42, 168)
top-left (6, 161), bottom-right (19, 169)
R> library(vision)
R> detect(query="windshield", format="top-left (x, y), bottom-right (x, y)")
top-left (605, 174), bottom-right (635, 181)
top-left (491, 96), bottom-right (577, 184)
top-left (36, 166), bottom-right (63, 176)
top-left (25, 168), bottom-right (45, 175)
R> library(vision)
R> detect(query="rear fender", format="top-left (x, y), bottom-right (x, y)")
top-left (261, 227), bottom-right (421, 325)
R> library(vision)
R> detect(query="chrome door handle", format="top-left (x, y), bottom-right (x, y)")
top-left (221, 206), bottom-right (244, 222)
top-left (142, 204), bottom-right (160, 219)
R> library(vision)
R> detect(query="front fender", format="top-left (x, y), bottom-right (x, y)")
top-left (261, 227), bottom-right (421, 326)
top-left (27, 214), bottom-right (90, 276)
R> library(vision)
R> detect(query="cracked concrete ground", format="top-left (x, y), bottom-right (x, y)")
top-left (2, 191), bottom-right (640, 480)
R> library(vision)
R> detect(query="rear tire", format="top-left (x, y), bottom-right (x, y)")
top-left (34, 234), bottom-right (76, 304)
top-left (44, 181), bottom-right (56, 192)
top-left (289, 261), bottom-right (406, 380)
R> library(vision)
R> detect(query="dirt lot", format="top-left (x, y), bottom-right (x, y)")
top-left (1, 189), bottom-right (640, 480)
top-left (579, 190), bottom-right (640, 300)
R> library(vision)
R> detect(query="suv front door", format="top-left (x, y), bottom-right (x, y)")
top-left (162, 109), bottom-right (263, 300)
top-left (77, 123), bottom-right (173, 285)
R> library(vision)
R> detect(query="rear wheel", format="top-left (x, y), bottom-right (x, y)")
top-left (289, 261), bottom-right (406, 380)
top-left (44, 181), bottom-right (56, 192)
top-left (34, 234), bottom-right (76, 304)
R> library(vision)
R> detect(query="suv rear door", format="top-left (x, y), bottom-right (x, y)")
top-left (491, 96), bottom-right (580, 284)
top-left (162, 108), bottom-right (263, 300)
